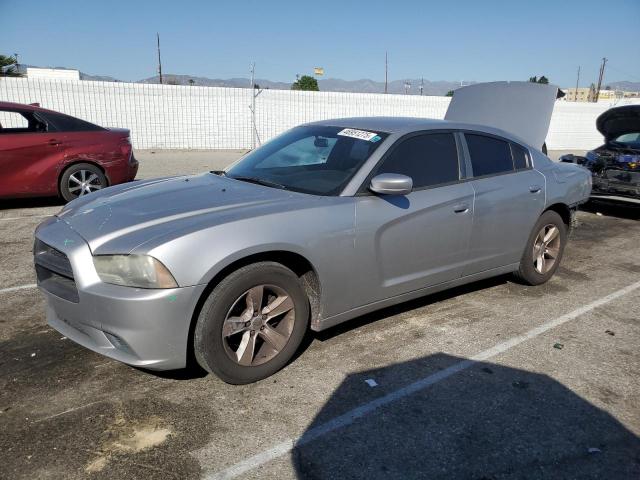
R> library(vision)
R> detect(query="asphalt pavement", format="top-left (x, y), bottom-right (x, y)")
top-left (0, 150), bottom-right (638, 480)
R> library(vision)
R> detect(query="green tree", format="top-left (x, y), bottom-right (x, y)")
top-left (529, 75), bottom-right (549, 84)
top-left (0, 54), bottom-right (20, 76)
top-left (445, 90), bottom-right (454, 97)
top-left (291, 75), bottom-right (319, 91)
top-left (188, 79), bottom-right (195, 86)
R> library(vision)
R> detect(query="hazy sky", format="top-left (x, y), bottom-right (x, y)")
top-left (1, 0), bottom-right (639, 87)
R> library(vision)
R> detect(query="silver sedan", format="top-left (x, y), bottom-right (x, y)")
top-left (34, 83), bottom-right (591, 384)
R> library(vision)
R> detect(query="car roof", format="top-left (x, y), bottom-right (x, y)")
top-left (0, 101), bottom-right (61, 115)
top-left (304, 116), bottom-right (533, 147)
top-left (305, 116), bottom-right (446, 132)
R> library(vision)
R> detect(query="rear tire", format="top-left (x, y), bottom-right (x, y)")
top-left (194, 262), bottom-right (310, 384)
top-left (514, 210), bottom-right (567, 286)
top-left (60, 163), bottom-right (107, 202)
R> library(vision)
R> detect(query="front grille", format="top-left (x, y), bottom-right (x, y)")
top-left (34, 239), bottom-right (74, 278)
top-left (34, 239), bottom-right (79, 302)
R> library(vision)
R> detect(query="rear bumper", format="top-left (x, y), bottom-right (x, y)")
top-left (104, 154), bottom-right (138, 186)
top-left (35, 216), bottom-right (206, 370)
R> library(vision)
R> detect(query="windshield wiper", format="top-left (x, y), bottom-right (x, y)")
top-left (228, 175), bottom-right (288, 190)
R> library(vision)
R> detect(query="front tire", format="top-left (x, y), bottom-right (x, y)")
top-left (514, 210), bottom-right (567, 285)
top-left (194, 262), bottom-right (310, 384)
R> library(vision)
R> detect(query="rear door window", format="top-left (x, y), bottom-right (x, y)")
top-left (465, 134), bottom-right (514, 177)
top-left (374, 133), bottom-right (460, 189)
top-left (0, 110), bottom-right (47, 134)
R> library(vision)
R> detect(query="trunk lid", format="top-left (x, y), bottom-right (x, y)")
top-left (444, 81), bottom-right (559, 149)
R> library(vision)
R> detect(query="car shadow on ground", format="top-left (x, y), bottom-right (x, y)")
top-left (581, 201), bottom-right (640, 221)
top-left (0, 196), bottom-right (63, 211)
top-left (292, 353), bottom-right (640, 479)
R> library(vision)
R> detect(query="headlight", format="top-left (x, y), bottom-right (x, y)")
top-left (93, 255), bottom-right (178, 289)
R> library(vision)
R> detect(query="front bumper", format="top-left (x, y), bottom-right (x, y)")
top-left (35, 217), bottom-right (206, 370)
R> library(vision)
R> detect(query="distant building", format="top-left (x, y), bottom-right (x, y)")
top-left (559, 87), bottom-right (636, 102)
top-left (561, 87), bottom-right (596, 102)
top-left (25, 67), bottom-right (80, 81)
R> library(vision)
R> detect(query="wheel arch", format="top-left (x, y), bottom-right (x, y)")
top-left (186, 250), bottom-right (322, 366)
top-left (543, 202), bottom-right (572, 228)
top-left (57, 160), bottom-right (110, 196)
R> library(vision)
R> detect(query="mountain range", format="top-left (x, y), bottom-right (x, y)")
top-left (136, 74), bottom-right (470, 95)
top-left (17, 65), bottom-right (640, 95)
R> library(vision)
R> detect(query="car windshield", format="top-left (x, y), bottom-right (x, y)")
top-left (612, 132), bottom-right (640, 150)
top-left (225, 126), bottom-right (388, 195)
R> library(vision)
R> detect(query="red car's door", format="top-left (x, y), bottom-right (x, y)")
top-left (0, 131), bottom-right (65, 198)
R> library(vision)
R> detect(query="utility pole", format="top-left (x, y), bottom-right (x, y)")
top-left (384, 51), bottom-right (388, 94)
top-left (595, 57), bottom-right (607, 102)
top-left (249, 62), bottom-right (262, 150)
top-left (574, 66), bottom-right (580, 102)
top-left (420, 77), bottom-right (424, 96)
top-left (156, 33), bottom-right (163, 85)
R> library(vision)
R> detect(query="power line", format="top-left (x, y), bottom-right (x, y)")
top-left (604, 64), bottom-right (640, 83)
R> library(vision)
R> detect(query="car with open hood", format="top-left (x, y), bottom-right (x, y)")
top-left (34, 82), bottom-right (591, 384)
top-left (561, 105), bottom-right (640, 205)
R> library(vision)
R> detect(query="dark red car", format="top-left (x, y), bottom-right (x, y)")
top-left (0, 102), bottom-right (138, 202)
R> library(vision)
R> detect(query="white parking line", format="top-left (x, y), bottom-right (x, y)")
top-left (203, 280), bottom-right (640, 480)
top-left (0, 214), bottom-right (51, 222)
top-left (0, 284), bottom-right (37, 294)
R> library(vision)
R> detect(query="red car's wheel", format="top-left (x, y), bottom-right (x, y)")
top-left (59, 163), bottom-right (107, 202)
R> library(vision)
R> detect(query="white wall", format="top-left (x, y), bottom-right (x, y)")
top-left (1, 77), bottom-right (638, 150)
top-left (25, 68), bottom-right (80, 81)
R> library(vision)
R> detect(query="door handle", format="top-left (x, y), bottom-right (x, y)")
top-left (48, 139), bottom-right (61, 146)
top-left (453, 203), bottom-right (469, 213)
top-left (529, 185), bottom-right (542, 193)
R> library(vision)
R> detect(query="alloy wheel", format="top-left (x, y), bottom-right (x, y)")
top-left (222, 284), bottom-right (295, 366)
top-left (68, 169), bottom-right (103, 197)
top-left (532, 224), bottom-right (561, 274)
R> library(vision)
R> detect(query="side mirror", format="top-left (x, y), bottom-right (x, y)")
top-left (369, 173), bottom-right (413, 196)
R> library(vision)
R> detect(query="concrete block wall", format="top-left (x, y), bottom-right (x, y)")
top-left (1, 77), bottom-right (638, 150)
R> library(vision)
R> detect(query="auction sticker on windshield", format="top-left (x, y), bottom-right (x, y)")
top-left (338, 128), bottom-right (380, 141)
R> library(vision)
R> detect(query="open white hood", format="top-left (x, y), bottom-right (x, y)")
top-left (445, 81), bottom-right (559, 149)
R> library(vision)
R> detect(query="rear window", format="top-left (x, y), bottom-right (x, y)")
top-left (40, 112), bottom-right (104, 132)
top-left (466, 134), bottom-right (514, 177)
